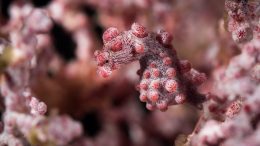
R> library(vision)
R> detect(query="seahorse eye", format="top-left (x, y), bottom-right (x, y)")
top-left (94, 50), bottom-right (110, 66)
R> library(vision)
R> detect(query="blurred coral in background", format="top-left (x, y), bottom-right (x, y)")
top-left (0, 0), bottom-right (259, 146)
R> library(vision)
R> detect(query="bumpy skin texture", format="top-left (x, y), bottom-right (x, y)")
top-left (95, 23), bottom-right (206, 111)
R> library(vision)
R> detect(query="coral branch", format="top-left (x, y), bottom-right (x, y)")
top-left (225, 0), bottom-right (258, 43)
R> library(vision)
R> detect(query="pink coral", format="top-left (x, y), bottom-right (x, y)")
top-left (0, 0), bottom-right (259, 146)
top-left (225, 0), bottom-right (258, 43)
